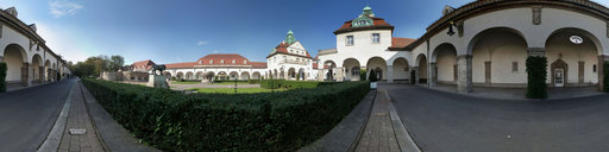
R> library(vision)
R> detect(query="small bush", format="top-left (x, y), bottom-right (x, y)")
top-left (0, 62), bottom-right (6, 93)
top-left (82, 78), bottom-right (369, 151)
top-left (526, 56), bottom-right (548, 99)
top-left (360, 69), bottom-right (367, 81)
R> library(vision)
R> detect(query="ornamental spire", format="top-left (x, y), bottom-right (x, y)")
top-left (362, 5), bottom-right (374, 17)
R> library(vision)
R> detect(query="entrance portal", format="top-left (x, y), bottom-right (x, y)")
top-left (554, 68), bottom-right (565, 87)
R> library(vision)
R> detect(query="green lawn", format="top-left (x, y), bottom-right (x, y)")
top-left (171, 81), bottom-right (200, 85)
top-left (209, 81), bottom-right (252, 85)
top-left (187, 88), bottom-right (287, 94)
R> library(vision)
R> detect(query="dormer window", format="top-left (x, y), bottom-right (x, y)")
top-left (210, 60), bottom-right (214, 64)
top-left (220, 60), bottom-right (224, 64)
top-left (199, 60), bottom-right (203, 64)
top-left (346, 35), bottom-right (354, 46)
top-left (244, 60), bottom-right (247, 64)
top-left (372, 33), bottom-right (380, 43)
top-left (232, 60), bottom-right (236, 64)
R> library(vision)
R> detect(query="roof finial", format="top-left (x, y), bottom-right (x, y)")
top-left (362, 5), bottom-right (374, 17)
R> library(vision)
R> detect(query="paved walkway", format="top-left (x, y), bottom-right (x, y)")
top-left (387, 84), bottom-right (609, 152)
top-left (58, 83), bottom-right (105, 152)
top-left (355, 88), bottom-right (420, 152)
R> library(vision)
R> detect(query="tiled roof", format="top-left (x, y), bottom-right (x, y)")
top-left (165, 62), bottom-right (196, 69)
top-left (197, 54), bottom-right (249, 65)
top-left (390, 37), bottom-right (416, 49)
top-left (165, 54), bottom-right (267, 69)
top-left (334, 17), bottom-right (394, 34)
top-left (131, 60), bottom-right (155, 70)
top-left (312, 62), bottom-right (318, 69)
top-left (267, 42), bottom-right (312, 58)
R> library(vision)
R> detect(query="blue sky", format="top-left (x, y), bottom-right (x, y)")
top-left (1, 0), bottom-right (609, 64)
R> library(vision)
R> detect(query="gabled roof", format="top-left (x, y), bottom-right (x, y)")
top-left (197, 54), bottom-right (249, 65)
top-left (131, 59), bottom-right (156, 70)
top-left (165, 53), bottom-right (267, 69)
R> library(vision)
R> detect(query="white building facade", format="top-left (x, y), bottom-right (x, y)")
top-left (0, 7), bottom-right (71, 87)
top-left (266, 30), bottom-right (317, 80)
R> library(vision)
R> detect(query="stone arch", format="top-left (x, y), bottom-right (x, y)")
top-left (469, 27), bottom-right (528, 87)
top-left (366, 57), bottom-right (387, 81)
top-left (545, 27), bottom-right (600, 87)
top-left (343, 58), bottom-right (361, 81)
top-left (217, 71), bottom-right (228, 80)
top-left (273, 69), bottom-right (278, 79)
top-left (195, 71), bottom-right (204, 80)
top-left (31, 54), bottom-right (43, 82)
top-left (163, 71), bottom-right (172, 79)
top-left (3, 44), bottom-right (27, 83)
top-left (240, 71), bottom-right (250, 80)
top-left (176, 72), bottom-right (184, 80)
top-left (288, 68), bottom-right (296, 79)
top-left (416, 54), bottom-right (428, 83)
top-left (229, 71), bottom-right (239, 80)
top-left (392, 57), bottom-right (409, 82)
top-left (252, 72), bottom-right (261, 79)
top-left (205, 71), bottom-right (215, 82)
top-left (323, 60), bottom-right (337, 81)
top-left (185, 72), bottom-right (194, 80)
top-left (432, 43), bottom-right (457, 84)
top-left (298, 68), bottom-right (305, 80)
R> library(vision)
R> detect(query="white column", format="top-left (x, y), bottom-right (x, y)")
top-left (387, 65), bottom-right (394, 83)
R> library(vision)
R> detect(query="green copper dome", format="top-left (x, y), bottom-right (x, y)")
top-left (285, 30), bottom-right (296, 44)
top-left (352, 6), bottom-right (374, 27)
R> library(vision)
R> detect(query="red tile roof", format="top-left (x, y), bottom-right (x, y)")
top-left (267, 42), bottom-right (312, 58)
top-left (165, 54), bottom-right (267, 69)
top-left (165, 62), bottom-right (196, 69)
top-left (334, 17), bottom-right (394, 34)
top-left (131, 60), bottom-right (155, 70)
top-left (391, 37), bottom-right (416, 48)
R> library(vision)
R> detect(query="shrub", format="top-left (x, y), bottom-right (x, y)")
top-left (82, 78), bottom-right (369, 151)
top-left (526, 56), bottom-right (548, 99)
top-left (368, 69), bottom-right (378, 82)
top-left (260, 80), bottom-right (336, 89)
top-left (0, 62), bottom-right (6, 93)
top-left (359, 68), bottom-right (367, 81)
top-left (604, 61), bottom-right (609, 92)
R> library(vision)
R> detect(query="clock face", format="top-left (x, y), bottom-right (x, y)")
top-left (569, 35), bottom-right (583, 44)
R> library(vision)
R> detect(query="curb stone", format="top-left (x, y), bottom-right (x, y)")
top-left (37, 80), bottom-right (74, 152)
top-left (381, 89), bottom-right (421, 152)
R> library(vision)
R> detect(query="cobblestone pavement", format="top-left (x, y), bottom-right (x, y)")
top-left (355, 90), bottom-right (401, 152)
top-left (58, 83), bottom-right (105, 152)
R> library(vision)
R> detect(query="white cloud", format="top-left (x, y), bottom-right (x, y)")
top-left (49, 0), bottom-right (83, 18)
top-left (197, 40), bottom-right (208, 46)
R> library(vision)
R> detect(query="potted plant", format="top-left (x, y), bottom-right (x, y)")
top-left (369, 69), bottom-right (378, 89)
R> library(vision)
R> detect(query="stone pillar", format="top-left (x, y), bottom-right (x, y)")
top-left (22, 63), bottom-right (30, 86)
top-left (387, 65), bottom-right (394, 83)
top-left (457, 55), bottom-right (473, 93)
top-left (429, 63), bottom-right (437, 87)
top-left (0, 56), bottom-right (3, 62)
top-left (39, 67), bottom-right (44, 82)
top-left (528, 47), bottom-right (545, 57)
top-left (412, 66), bottom-right (419, 85)
top-left (599, 55), bottom-right (609, 91)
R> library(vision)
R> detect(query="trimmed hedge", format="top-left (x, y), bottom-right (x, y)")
top-left (260, 80), bottom-right (336, 89)
top-left (82, 78), bottom-right (369, 151)
top-left (526, 56), bottom-right (548, 99)
top-left (0, 62), bottom-right (6, 93)
top-left (604, 61), bottom-right (609, 92)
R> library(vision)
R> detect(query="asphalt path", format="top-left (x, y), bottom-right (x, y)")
top-left (0, 79), bottom-right (75, 151)
top-left (387, 85), bottom-right (609, 152)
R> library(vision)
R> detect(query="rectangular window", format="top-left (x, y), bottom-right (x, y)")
top-left (372, 33), bottom-right (380, 43)
top-left (512, 62), bottom-right (518, 72)
top-left (346, 35), bottom-right (354, 46)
